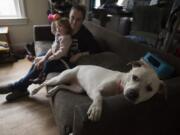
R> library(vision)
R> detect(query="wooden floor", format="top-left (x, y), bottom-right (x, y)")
top-left (0, 58), bottom-right (59, 135)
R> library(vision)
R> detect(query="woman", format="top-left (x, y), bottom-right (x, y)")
top-left (0, 5), bottom-right (100, 101)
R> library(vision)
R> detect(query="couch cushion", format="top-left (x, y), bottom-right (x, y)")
top-left (46, 52), bottom-right (131, 83)
top-left (84, 21), bottom-right (180, 76)
top-left (34, 41), bottom-right (52, 56)
top-left (84, 21), bottom-right (153, 60)
top-left (76, 51), bottom-right (132, 72)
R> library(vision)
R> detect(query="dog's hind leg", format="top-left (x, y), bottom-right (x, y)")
top-left (47, 84), bottom-right (83, 97)
top-left (44, 67), bottom-right (79, 86)
top-left (31, 67), bottom-right (79, 95)
top-left (31, 77), bottom-right (59, 95)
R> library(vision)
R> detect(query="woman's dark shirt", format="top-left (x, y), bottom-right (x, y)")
top-left (69, 24), bottom-right (100, 56)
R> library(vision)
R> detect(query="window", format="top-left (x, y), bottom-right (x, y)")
top-left (0, 0), bottom-right (27, 25)
top-left (93, 0), bottom-right (126, 9)
top-left (116, 0), bottom-right (125, 6)
top-left (94, 0), bottom-right (100, 9)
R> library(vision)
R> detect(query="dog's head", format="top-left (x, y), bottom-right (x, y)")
top-left (123, 60), bottom-right (165, 104)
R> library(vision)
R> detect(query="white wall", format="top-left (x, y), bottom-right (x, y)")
top-left (8, 0), bottom-right (88, 51)
top-left (9, 0), bottom-right (49, 50)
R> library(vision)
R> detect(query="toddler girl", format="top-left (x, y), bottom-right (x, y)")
top-left (31, 17), bottom-right (72, 83)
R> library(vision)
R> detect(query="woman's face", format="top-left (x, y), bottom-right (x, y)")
top-left (69, 9), bottom-right (84, 34)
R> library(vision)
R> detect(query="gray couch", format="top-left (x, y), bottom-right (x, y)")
top-left (33, 21), bottom-right (180, 135)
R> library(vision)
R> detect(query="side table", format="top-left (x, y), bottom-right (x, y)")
top-left (0, 26), bottom-right (12, 51)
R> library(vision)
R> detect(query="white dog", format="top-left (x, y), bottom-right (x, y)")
top-left (31, 60), bottom-right (165, 121)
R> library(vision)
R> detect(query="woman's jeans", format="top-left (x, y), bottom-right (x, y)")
top-left (11, 55), bottom-right (72, 91)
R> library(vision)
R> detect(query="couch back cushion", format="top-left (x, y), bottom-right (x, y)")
top-left (84, 21), bottom-right (180, 77)
top-left (77, 52), bottom-right (131, 72)
top-left (33, 25), bottom-right (54, 41)
top-left (84, 21), bottom-right (154, 62)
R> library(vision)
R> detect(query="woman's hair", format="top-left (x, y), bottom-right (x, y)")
top-left (56, 17), bottom-right (72, 34)
top-left (71, 5), bottom-right (86, 20)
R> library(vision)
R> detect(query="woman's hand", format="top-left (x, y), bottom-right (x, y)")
top-left (34, 56), bottom-right (46, 70)
top-left (48, 54), bottom-right (55, 61)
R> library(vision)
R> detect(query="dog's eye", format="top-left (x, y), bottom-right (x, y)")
top-left (146, 85), bottom-right (152, 92)
top-left (132, 75), bottom-right (139, 81)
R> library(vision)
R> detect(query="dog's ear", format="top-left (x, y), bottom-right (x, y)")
top-left (157, 81), bottom-right (167, 100)
top-left (127, 60), bottom-right (145, 68)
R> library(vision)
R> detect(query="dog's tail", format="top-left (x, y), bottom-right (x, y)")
top-left (46, 84), bottom-right (82, 97)
top-left (46, 85), bottom-right (73, 97)
top-left (46, 85), bottom-right (63, 97)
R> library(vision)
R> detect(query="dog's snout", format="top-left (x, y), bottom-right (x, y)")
top-left (125, 89), bottom-right (139, 101)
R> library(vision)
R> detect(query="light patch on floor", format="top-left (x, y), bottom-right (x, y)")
top-left (0, 58), bottom-right (59, 135)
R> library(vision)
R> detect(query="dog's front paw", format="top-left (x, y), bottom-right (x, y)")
top-left (87, 102), bottom-right (102, 121)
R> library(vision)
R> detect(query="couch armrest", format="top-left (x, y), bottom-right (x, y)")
top-left (73, 94), bottom-right (167, 135)
top-left (73, 95), bottom-right (132, 135)
top-left (33, 25), bottom-right (54, 41)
